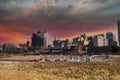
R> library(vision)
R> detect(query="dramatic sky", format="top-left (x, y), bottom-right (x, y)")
top-left (0, 0), bottom-right (120, 45)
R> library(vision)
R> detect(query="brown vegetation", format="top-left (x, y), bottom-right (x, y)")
top-left (0, 62), bottom-right (120, 80)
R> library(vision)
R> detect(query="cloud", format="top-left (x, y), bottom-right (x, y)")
top-left (0, 8), bottom-right (9, 19)
top-left (22, 0), bottom-right (120, 21)
top-left (0, 0), bottom-right (120, 21)
top-left (0, 26), bottom-right (30, 45)
top-left (0, 0), bottom-right (120, 44)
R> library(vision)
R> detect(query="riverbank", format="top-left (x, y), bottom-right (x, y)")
top-left (0, 54), bottom-right (120, 62)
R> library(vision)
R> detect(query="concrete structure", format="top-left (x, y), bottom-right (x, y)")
top-left (104, 39), bottom-right (108, 46)
top-left (72, 34), bottom-right (89, 54)
top-left (43, 31), bottom-right (51, 48)
top-left (118, 20), bottom-right (120, 45)
top-left (31, 32), bottom-right (44, 49)
top-left (92, 34), bottom-right (108, 47)
top-left (53, 38), bottom-right (73, 50)
top-left (2, 43), bottom-right (17, 50)
top-left (31, 31), bottom-right (51, 49)
top-left (53, 39), bottom-right (63, 50)
top-left (73, 34), bottom-right (89, 46)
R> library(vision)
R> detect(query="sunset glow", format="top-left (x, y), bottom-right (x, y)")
top-left (0, 0), bottom-right (120, 45)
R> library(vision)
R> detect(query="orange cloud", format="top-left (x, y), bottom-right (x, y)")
top-left (0, 26), bottom-right (30, 45)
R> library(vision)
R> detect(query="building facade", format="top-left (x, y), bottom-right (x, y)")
top-left (72, 34), bottom-right (89, 46)
top-left (118, 20), bottom-right (120, 45)
top-left (53, 39), bottom-right (63, 50)
top-left (106, 32), bottom-right (115, 41)
top-left (92, 34), bottom-right (108, 47)
top-left (2, 43), bottom-right (17, 50)
top-left (43, 31), bottom-right (51, 48)
top-left (31, 31), bottom-right (51, 49)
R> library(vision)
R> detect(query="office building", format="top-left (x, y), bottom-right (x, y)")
top-left (72, 34), bottom-right (89, 46)
top-left (92, 34), bottom-right (108, 47)
top-left (31, 32), bottom-right (44, 49)
top-left (31, 31), bottom-right (51, 49)
top-left (53, 39), bottom-right (63, 50)
top-left (53, 38), bottom-right (72, 50)
top-left (106, 32), bottom-right (115, 41)
top-left (43, 31), bottom-right (51, 48)
top-left (103, 39), bottom-right (109, 46)
top-left (118, 20), bottom-right (120, 45)
top-left (106, 32), bottom-right (117, 46)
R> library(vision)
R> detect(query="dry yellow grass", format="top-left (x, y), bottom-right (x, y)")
top-left (0, 62), bottom-right (120, 80)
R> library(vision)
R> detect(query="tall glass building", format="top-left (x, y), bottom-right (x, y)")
top-left (106, 32), bottom-right (114, 41)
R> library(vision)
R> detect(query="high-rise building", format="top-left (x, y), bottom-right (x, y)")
top-left (31, 32), bottom-right (44, 49)
top-left (103, 39), bottom-right (109, 46)
top-left (92, 34), bottom-right (108, 47)
top-left (106, 32), bottom-right (117, 46)
top-left (43, 31), bottom-right (51, 48)
top-left (31, 31), bottom-right (51, 49)
top-left (106, 32), bottom-right (115, 41)
top-left (118, 20), bottom-right (120, 45)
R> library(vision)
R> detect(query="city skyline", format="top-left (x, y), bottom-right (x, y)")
top-left (0, 0), bottom-right (120, 45)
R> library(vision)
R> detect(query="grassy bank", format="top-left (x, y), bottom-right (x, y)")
top-left (0, 62), bottom-right (120, 80)
top-left (0, 53), bottom-right (25, 58)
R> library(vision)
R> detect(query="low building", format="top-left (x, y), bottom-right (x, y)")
top-left (73, 34), bottom-right (89, 46)
top-left (53, 39), bottom-right (63, 50)
top-left (2, 43), bottom-right (18, 51)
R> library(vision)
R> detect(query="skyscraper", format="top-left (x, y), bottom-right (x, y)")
top-left (92, 34), bottom-right (108, 47)
top-left (31, 31), bottom-right (51, 49)
top-left (92, 35), bottom-right (104, 47)
top-left (31, 32), bottom-right (44, 49)
top-left (43, 31), bottom-right (51, 48)
top-left (118, 20), bottom-right (120, 45)
top-left (106, 32), bottom-right (114, 41)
